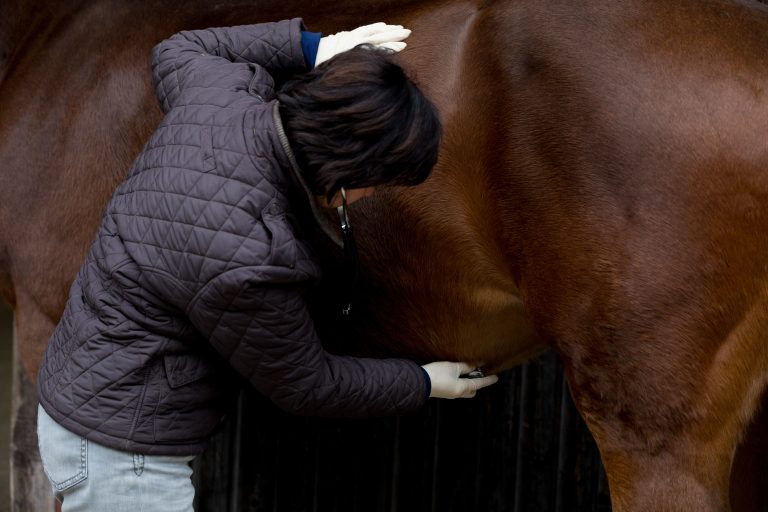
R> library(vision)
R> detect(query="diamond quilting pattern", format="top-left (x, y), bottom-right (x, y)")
top-left (38, 18), bottom-right (426, 457)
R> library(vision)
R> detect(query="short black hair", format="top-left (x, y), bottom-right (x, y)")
top-left (277, 46), bottom-right (442, 201)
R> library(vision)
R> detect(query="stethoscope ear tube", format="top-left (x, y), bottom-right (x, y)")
top-left (336, 188), bottom-right (359, 316)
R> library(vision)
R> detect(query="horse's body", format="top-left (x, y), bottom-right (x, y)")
top-left (1, 0), bottom-right (767, 510)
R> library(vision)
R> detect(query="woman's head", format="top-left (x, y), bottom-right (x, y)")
top-left (277, 46), bottom-right (442, 203)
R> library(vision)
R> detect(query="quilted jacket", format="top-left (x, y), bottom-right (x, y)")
top-left (37, 18), bottom-right (427, 456)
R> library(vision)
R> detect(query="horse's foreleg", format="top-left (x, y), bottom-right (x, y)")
top-left (561, 301), bottom-right (768, 512)
top-left (584, 426), bottom-right (736, 511)
top-left (567, 385), bottom-right (753, 512)
top-left (10, 293), bottom-right (55, 511)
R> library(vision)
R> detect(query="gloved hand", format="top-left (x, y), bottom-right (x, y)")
top-left (315, 22), bottom-right (411, 66)
top-left (421, 362), bottom-right (499, 399)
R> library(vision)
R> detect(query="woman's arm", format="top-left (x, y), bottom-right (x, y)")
top-left (187, 267), bottom-right (496, 415)
top-left (188, 272), bottom-right (429, 416)
top-left (152, 19), bottom-right (307, 112)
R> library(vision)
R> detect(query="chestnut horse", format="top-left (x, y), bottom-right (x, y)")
top-left (1, 0), bottom-right (767, 510)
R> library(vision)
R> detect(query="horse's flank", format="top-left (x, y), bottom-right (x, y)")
top-left (2, 0), bottom-right (768, 510)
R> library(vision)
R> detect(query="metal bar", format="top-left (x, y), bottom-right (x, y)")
top-left (513, 364), bottom-right (529, 512)
top-left (227, 390), bottom-right (245, 512)
top-left (555, 375), bottom-right (571, 512)
top-left (389, 417), bottom-right (401, 512)
top-left (430, 402), bottom-right (441, 512)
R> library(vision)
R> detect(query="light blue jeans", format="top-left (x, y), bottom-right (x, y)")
top-left (37, 405), bottom-right (196, 511)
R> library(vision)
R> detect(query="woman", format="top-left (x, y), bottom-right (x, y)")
top-left (36, 19), bottom-right (497, 511)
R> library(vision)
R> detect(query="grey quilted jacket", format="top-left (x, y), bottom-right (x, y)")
top-left (37, 18), bottom-right (427, 456)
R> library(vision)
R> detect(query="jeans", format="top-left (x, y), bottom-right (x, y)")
top-left (37, 405), bottom-right (196, 511)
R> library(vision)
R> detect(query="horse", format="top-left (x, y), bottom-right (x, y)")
top-left (1, 0), bottom-right (767, 510)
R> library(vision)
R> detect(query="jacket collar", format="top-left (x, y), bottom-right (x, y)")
top-left (272, 101), bottom-right (343, 248)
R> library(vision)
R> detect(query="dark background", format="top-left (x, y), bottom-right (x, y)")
top-left (191, 352), bottom-right (611, 511)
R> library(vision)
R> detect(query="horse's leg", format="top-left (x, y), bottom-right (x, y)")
top-left (560, 302), bottom-right (768, 512)
top-left (10, 292), bottom-right (55, 512)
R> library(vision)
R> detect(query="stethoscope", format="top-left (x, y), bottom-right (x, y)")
top-left (335, 187), bottom-right (359, 316)
top-left (333, 188), bottom-right (487, 379)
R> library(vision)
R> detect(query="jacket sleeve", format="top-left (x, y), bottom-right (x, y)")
top-left (152, 18), bottom-right (307, 113)
top-left (186, 268), bottom-right (427, 417)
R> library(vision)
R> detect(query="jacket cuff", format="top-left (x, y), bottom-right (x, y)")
top-left (420, 366), bottom-right (432, 400)
top-left (289, 18), bottom-right (310, 70)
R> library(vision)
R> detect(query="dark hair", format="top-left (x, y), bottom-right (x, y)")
top-left (277, 46), bottom-right (442, 201)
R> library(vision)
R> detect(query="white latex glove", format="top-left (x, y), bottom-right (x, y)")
top-left (421, 362), bottom-right (499, 399)
top-left (315, 22), bottom-right (411, 66)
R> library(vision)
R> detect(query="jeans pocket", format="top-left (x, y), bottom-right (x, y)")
top-left (37, 405), bottom-right (88, 492)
